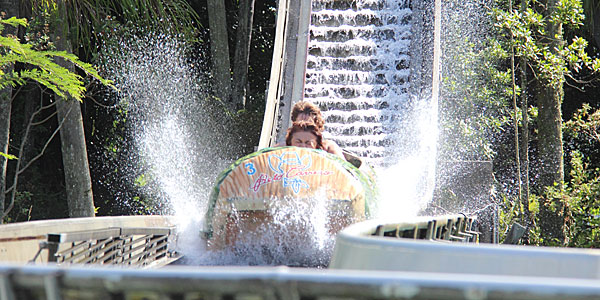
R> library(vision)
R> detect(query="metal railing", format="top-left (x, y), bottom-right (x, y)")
top-left (1, 264), bottom-right (600, 300)
top-left (31, 227), bottom-right (179, 268)
top-left (329, 215), bottom-right (600, 281)
top-left (372, 215), bottom-right (479, 243)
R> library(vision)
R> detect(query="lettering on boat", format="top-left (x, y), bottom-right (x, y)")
top-left (246, 151), bottom-right (333, 194)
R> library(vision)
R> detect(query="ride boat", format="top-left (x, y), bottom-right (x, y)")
top-left (203, 146), bottom-right (377, 249)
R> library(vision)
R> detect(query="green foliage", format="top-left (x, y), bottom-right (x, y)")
top-left (0, 17), bottom-right (113, 101)
top-left (528, 151), bottom-right (600, 247)
top-left (28, 0), bottom-right (202, 55)
top-left (134, 174), bottom-right (148, 187)
top-left (564, 103), bottom-right (600, 142)
top-left (498, 105), bottom-right (600, 246)
top-left (0, 16), bottom-right (115, 222)
top-left (493, 0), bottom-right (600, 88)
top-left (554, 0), bottom-right (585, 25)
top-left (0, 152), bottom-right (17, 160)
top-left (487, 0), bottom-right (600, 247)
top-left (498, 192), bottom-right (526, 243)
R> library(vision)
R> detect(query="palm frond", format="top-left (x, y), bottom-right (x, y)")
top-left (61, 0), bottom-right (200, 54)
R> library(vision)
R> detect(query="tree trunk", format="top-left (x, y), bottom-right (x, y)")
top-left (0, 0), bottom-right (20, 222)
top-left (592, 1), bottom-right (600, 49)
top-left (53, 0), bottom-right (95, 218)
top-left (0, 86), bottom-right (10, 223)
top-left (207, 0), bottom-right (233, 110)
top-left (520, 0), bottom-right (531, 227)
top-left (232, 0), bottom-right (255, 110)
top-left (536, 0), bottom-right (565, 243)
top-left (520, 57), bottom-right (530, 225)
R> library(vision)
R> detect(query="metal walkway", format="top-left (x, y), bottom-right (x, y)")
top-left (0, 215), bottom-right (176, 265)
top-left (32, 226), bottom-right (179, 268)
top-left (2, 264), bottom-right (600, 300)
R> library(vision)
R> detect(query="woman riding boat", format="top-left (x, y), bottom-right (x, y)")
top-left (203, 103), bottom-right (376, 251)
top-left (278, 101), bottom-right (345, 159)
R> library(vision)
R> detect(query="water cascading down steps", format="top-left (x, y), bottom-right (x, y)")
top-left (305, 0), bottom-right (412, 165)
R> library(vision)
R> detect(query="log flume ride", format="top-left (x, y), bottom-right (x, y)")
top-left (203, 146), bottom-right (377, 250)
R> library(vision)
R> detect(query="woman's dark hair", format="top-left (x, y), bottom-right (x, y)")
top-left (291, 101), bottom-right (325, 132)
top-left (285, 120), bottom-right (324, 149)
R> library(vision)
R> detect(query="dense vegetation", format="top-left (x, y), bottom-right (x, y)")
top-left (439, 0), bottom-right (600, 246)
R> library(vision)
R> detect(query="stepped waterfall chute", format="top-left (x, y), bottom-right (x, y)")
top-left (306, 0), bottom-right (413, 166)
top-left (204, 147), bottom-right (377, 250)
top-left (304, 0), bottom-right (439, 219)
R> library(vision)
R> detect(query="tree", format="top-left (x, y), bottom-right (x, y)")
top-left (0, 5), bottom-right (19, 224)
top-left (207, 0), bottom-right (257, 111)
top-left (52, 0), bottom-right (95, 217)
top-left (18, 0), bottom-right (199, 219)
top-left (495, 0), bottom-right (600, 244)
top-left (535, 0), bottom-right (566, 240)
top-left (232, 0), bottom-right (256, 109)
top-left (3, 0), bottom-right (268, 221)
top-left (0, 16), bottom-right (111, 221)
top-left (207, 0), bottom-right (233, 110)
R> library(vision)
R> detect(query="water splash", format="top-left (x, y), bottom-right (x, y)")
top-left (183, 194), bottom-right (336, 267)
top-left (373, 95), bottom-right (439, 219)
top-left (434, 0), bottom-right (496, 219)
top-left (99, 30), bottom-right (229, 261)
top-left (99, 29), bottom-right (339, 266)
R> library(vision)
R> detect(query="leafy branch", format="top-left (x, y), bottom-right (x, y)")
top-left (0, 17), bottom-right (115, 102)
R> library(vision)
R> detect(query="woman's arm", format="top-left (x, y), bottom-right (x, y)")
top-left (323, 139), bottom-right (345, 159)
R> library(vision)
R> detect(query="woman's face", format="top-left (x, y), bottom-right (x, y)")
top-left (291, 131), bottom-right (318, 149)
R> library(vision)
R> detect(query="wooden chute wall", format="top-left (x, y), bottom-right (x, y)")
top-left (258, 0), bottom-right (312, 149)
